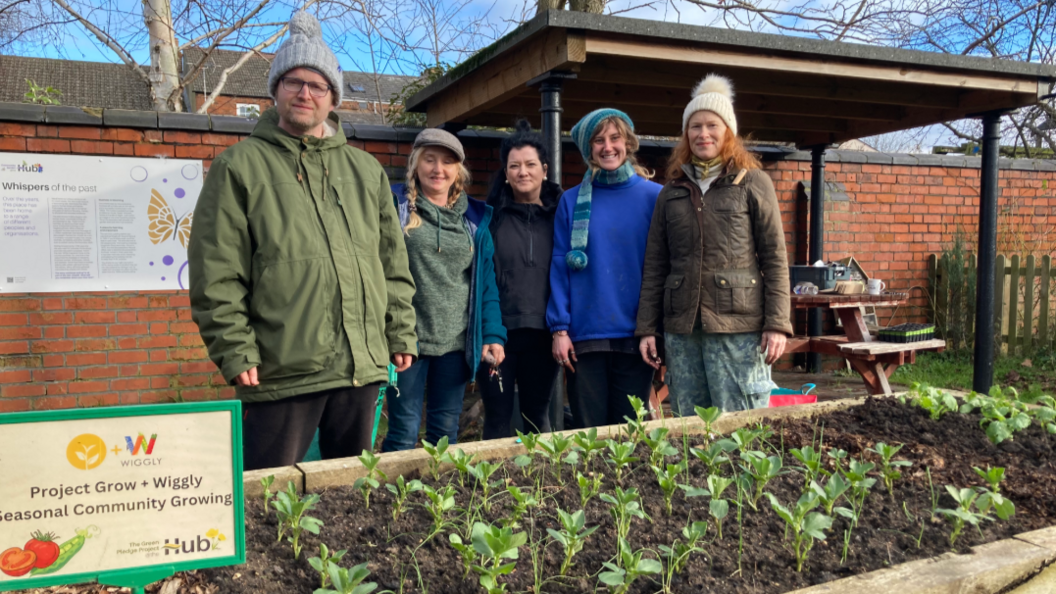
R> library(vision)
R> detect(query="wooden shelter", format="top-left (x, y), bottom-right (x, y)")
top-left (406, 10), bottom-right (1056, 391)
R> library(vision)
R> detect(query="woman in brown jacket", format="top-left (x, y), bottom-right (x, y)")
top-left (635, 74), bottom-right (794, 414)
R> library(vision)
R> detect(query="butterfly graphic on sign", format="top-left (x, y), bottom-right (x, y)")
top-left (147, 189), bottom-right (193, 248)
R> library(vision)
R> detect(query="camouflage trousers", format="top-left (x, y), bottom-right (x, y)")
top-left (664, 329), bottom-right (775, 416)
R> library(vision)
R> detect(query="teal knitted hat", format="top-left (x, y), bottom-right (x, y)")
top-left (565, 109), bottom-right (637, 272)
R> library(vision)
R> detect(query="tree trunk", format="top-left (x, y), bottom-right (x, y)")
top-left (537, 0), bottom-right (565, 15)
top-left (568, 0), bottom-right (604, 13)
top-left (142, 0), bottom-right (183, 111)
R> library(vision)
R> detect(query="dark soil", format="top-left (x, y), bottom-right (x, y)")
top-left (195, 398), bottom-right (1056, 594)
top-left (21, 398), bottom-right (1056, 594)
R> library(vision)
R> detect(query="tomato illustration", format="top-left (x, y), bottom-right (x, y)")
top-left (24, 532), bottom-right (61, 569)
top-left (0, 547), bottom-right (37, 577)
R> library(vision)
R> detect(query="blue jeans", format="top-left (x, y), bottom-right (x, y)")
top-left (382, 350), bottom-right (470, 452)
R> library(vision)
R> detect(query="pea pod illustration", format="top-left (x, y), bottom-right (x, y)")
top-left (30, 526), bottom-right (99, 576)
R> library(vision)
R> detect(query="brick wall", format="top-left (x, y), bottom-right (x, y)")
top-left (1, 104), bottom-right (1054, 411)
top-left (191, 92), bottom-right (394, 117)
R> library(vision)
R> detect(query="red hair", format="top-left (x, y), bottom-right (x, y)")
top-left (666, 127), bottom-right (761, 181)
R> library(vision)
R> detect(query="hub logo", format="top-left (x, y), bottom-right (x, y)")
top-left (17, 161), bottom-right (43, 173)
top-left (125, 432), bottom-right (158, 455)
top-left (163, 529), bottom-right (225, 555)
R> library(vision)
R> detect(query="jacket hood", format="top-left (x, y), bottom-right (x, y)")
top-left (393, 183), bottom-right (490, 229)
top-left (250, 107), bottom-right (347, 151)
top-left (488, 179), bottom-right (562, 227)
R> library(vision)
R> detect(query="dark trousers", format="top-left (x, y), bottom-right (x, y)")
top-left (566, 351), bottom-right (654, 429)
top-left (479, 329), bottom-right (558, 439)
top-left (242, 384), bottom-right (380, 471)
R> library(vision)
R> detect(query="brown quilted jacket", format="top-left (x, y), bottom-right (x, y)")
top-left (635, 165), bottom-right (793, 337)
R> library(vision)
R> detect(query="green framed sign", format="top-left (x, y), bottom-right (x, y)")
top-left (0, 401), bottom-right (245, 592)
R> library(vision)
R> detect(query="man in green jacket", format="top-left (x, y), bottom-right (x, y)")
top-left (189, 11), bottom-right (417, 470)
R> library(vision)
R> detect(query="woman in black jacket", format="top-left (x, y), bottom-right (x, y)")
top-left (480, 120), bottom-right (564, 439)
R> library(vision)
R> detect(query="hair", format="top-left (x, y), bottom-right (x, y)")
top-left (403, 145), bottom-right (472, 232)
top-left (485, 120), bottom-right (562, 223)
top-left (665, 124), bottom-right (760, 181)
top-left (585, 116), bottom-right (653, 180)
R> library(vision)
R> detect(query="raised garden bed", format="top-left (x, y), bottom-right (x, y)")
top-left (18, 390), bottom-right (1056, 594)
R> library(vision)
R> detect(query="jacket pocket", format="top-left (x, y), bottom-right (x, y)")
top-left (710, 186), bottom-right (748, 213)
top-left (664, 274), bottom-right (685, 317)
top-left (713, 269), bottom-right (763, 315)
top-left (250, 258), bottom-right (338, 380)
top-left (499, 266), bottom-right (550, 320)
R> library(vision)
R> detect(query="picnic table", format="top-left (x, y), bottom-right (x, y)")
top-left (785, 293), bottom-right (945, 395)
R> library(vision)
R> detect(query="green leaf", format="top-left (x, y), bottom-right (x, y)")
top-left (637, 558), bottom-right (663, 574)
top-left (679, 485), bottom-right (711, 498)
top-left (710, 499), bottom-right (729, 520)
top-left (598, 568), bottom-right (627, 586)
top-left (986, 421), bottom-right (1012, 444)
top-left (802, 512), bottom-right (833, 540)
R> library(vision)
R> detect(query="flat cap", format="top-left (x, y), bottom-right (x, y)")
top-left (412, 128), bottom-right (465, 162)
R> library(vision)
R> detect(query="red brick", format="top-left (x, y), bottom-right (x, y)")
top-left (65, 298), bottom-right (106, 310)
top-left (180, 388), bottom-right (216, 401)
top-left (0, 327), bottom-right (40, 340)
top-left (119, 365), bottom-right (138, 376)
top-left (42, 298), bottom-right (63, 310)
top-left (70, 140), bottom-right (114, 155)
top-left (175, 144), bottom-right (214, 159)
top-left (202, 133), bottom-right (240, 146)
top-left (0, 137), bottom-right (27, 151)
top-left (141, 363), bottom-right (179, 376)
top-left (365, 141), bottom-right (397, 154)
top-left (26, 138), bottom-right (71, 153)
top-left (0, 298), bottom-right (40, 312)
top-left (149, 349), bottom-right (168, 362)
top-left (1, 384), bottom-right (46, 398)
top-left (138, 336), bottom-right (177, 349)
top-left (140, 390), bottom-right (178, 403)
top-left (169, 295), bottom-right (191, 307)
top-left (135, 144), bottom-right (175, 157)
top-left (36, 124), bottom-right (58, 137)
top-left (66, 352), bottom-right (108, 366)
top-left (151, 376), bottom-right (170, 389)
top-left (109, 296), bottom-right (149, 309)
top-left (101, 128), bottom-right (143, 142)
top-left (79, 393), bottom-right (121, 407)
top-left (163, 131), bottom-right (202, 144)
top-left (176, 374), bottom-right (211, 387)
top-left (148, 296), bottom-right (168, 308)
top-left (0, 370), bottom-right (31, 383)
top-left (170, 347), bottom-right (208, 360)
top-left (178, 334), bottom-right (205, 347)
top-left (0, 342), bottom-right (29, 355)
top-left (33, 396), bottom-right (78, 410)
top-left (30, 312), bottom-right (74, 325)
top-left (170, 322), bottom-right (199, 334)
top-left (79, 366), bottom-right (120, 379)
top-left (34, 368), bottom-right (76, 382)
top-left (110, 350), bottom-right (149, 364)
top-left (49, 382), bottom-right (70, 394)
top-left (0, 122), bottom-right (36, 136)
top-left (58, 126), bottom-right (101, 140)
top-left (114, 143), bottom-right (134, 156)
top-left (110, 324), bottom-right (149, 336)
top-left (116, 311), bottom-right (137, 322)
top-left (43, 326), bottom-right (65, 339)
top-left (181, 361), bottom-right (219, 374)
top-left (75, 311), bottom-right (115, 324)
top-left (74, 339), bottom-right (117, 352)
top-left (31, 339), bottom-right (75, 353)
top-left (112, 378), bottom-right (151, 391)
top-left (0, 399), bottom-right (30, 412)
top-left (67, 325), bottom-right (108, 338)
top-left (67, 380), bottom-right (109, 394)
top-left (43, 354), bottom-right (63, 367)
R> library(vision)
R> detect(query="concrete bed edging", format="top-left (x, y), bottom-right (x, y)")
top-left (238, 393), bottom-right (1056, 594)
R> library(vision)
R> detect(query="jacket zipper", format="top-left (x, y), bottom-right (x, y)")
top-left (527, 206), bottom-right (534, 266)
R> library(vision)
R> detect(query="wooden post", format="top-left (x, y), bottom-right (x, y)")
top-left (1040, 255), bottom-right (1051, 351)
top-left (1009, 254), bottom-right (1020, 356)
top-left (1025, 254), bottom-right (1035, 353)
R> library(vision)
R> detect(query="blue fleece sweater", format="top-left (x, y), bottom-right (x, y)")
top-left (546, 174), bottom-right (662, 342)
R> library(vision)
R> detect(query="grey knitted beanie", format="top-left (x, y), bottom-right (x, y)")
top-left (268, 11), bottom-right (343, 106)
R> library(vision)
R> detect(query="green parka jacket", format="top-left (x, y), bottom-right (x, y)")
top-left (636, 164), bottom-right (793, 338)
top-left (189, 108), bottom-right (418, 402)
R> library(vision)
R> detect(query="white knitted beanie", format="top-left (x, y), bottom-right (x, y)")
top-left (268, 12), bottom-right (343, 106)
top-left (682, 74), bottom-right (737, 136)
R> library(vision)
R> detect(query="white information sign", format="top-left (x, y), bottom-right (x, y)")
top-left (0, 154), bottom-right (203, 293)
top-left (0, 403), bottom-right (243, 587)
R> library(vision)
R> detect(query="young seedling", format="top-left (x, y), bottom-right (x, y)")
top-left (810, 474), bottom-right (854, 517)
top-left (505, 485), bottom-right (539, 526)
top-left (573, 427), bottom-right (607, 467)
top-left (681, 474), bottom-right (733, 539)
top-left (621, 395), bottom-right (650, 449)
top-left (606, 439), bottom-right (639, 484)
top-left (469, 460), bottom-right (504, 513)
top-left (471, 522), bottom-right (528, 593)
top-left (868, 442), bottom-right (912, 500)
top-left (910, 383), bottom-right (960, 420)
top-left (644, 427), bottom-right (679, 467)
top-left (598, 538), bottom-right (662, 593)
top-left (766, 492), bottom-right (833, 572)
top-left (739, 450), bottom-right (785, 509)
top-left (272, 481), bottom-right (323, 560)
top-left (827, 448), bottom-right (849, 476)
top-left (658, 521), bottom-right (708, 577)
top-left (790, 445), bottom-right (826, 488)
top-left (449, 523), bottom-right (483, 578)
top-left (652, 461), bottom-right (686, 515)
top-left (600, 487), bottom-right (650, 553)
top-left (576, 470), bottom-right (604, 508)
top-left (689, 440), bottom-right (734, 475)
top-left (843, 458), bottom-right (877, 527)
top-left (937, 486), bottom-right (991, 546)
top-left (421, 484), bottom-right (457, 534)
top-left (727, 426), bottom-right (765, 453)
top-left (352, 450), bottom-right (387, 510)
top-left (308, 543), bottom-right (347, 590)
top-left (422, 436), bottom-right (450, 481)
top-left (537, 433), bottom-right (574, 482)
top-left (974, 465), bottom-right (1006, 494)
top-left (386, 475), bottom-right (424, 521)
top-left (314, 561), bottom-right (379, 594)
top-left (260, 474), bottom-right (276, 517)
top-left (546, 508), bottom-right (599, 575)
top-left (448, 448), bottom-right (477, 488)
top-left (694, 405), bottom-right (722, 437)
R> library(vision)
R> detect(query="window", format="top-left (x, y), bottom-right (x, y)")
top-left (237, 104), bottom-right (261, 118)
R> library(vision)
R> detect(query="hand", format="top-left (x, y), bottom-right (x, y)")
top-left (481, 344), bottom-right (505, 367)
top-left (552, 334), bottom-right (577, 373)
top-left (760, 331), bottom-right (788, 365)
top-left (391, 353), bottom-right (416, 373)
top-left (639, 336), bottom-right (661, 370)
top-left (235, 367), bottom-right (259, 387)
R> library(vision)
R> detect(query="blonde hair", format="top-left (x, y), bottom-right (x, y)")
top-left (666, 126), bottom-right (760, 181)
top-left (586, 116), bottom-right (653, 180)
top-left (403, 146), bottom-right (472, 232)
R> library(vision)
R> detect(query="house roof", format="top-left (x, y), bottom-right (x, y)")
top-left (182, 47), bottom-right (415, 104)
top-left (0, 55), bottom-right (152, 110)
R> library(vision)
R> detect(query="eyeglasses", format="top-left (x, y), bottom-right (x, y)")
top-left (280, 77), bottom-right (332, 98)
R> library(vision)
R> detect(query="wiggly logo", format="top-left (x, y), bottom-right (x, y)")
top-left (125, 433), bottom-right (158, 455)
top-left (18, 161), bottom-right (43, 173)
top-left (65, 434), bottom-right (107, 470)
